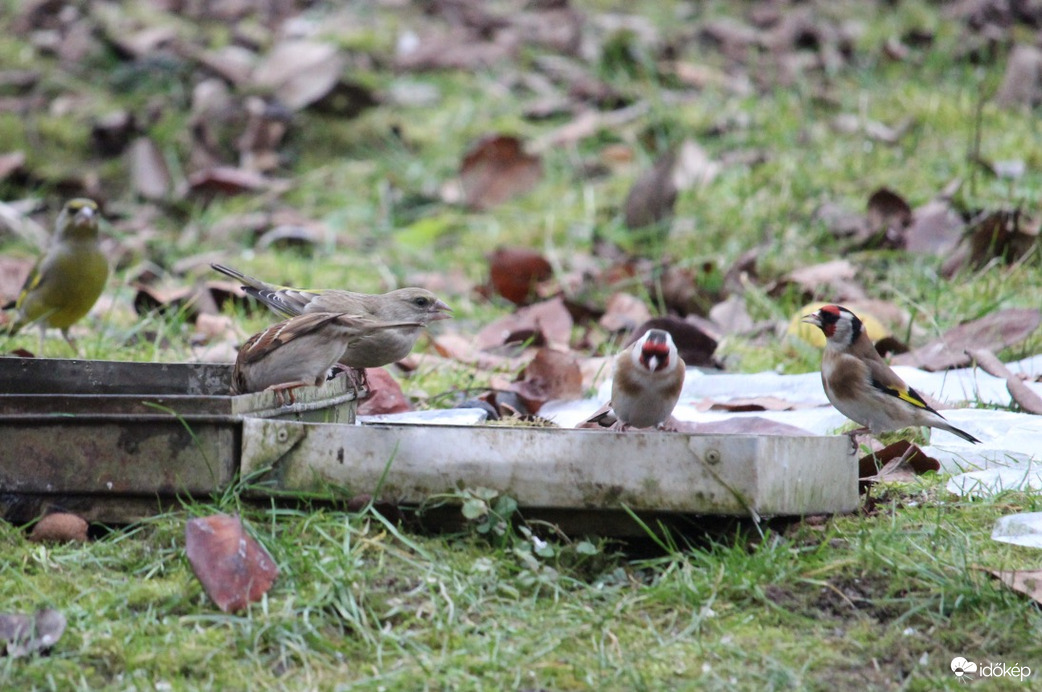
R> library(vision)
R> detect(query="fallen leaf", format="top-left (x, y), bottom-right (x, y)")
top-left (673, 417), bottom-right (813, 436)
top-left (784, 259), bottom-right (866, 302)
top-left (599, 292), bottom-right (652, 333)
top-left (966, 209), bottom-right (1038, 269)
top-left (509, 348), bottom-right (583, 412)
top-left (396, 28), bottom-right (518, 72)
top-left (186, 166), bottom-right (271, 199)
top-left (968, 348), bottom-right (1042, 414)
top-left (128, 137), bottom-right (171, 201)
top-left (29, 513), bottom-right (88, 543)
top-left (357, 368), bottom-right (413, 416)
top-left (0, 255), bottom-right (33, 304)
top-left (486, 246), bottom-right (553, 305)
top-left (905, 197), bottom-right (964, 256)
top-left (633, 317), bottom-right (718, 367)
top-left (252, 40), bottom-right (345, 111)
top-left (865, 187), bottom-right (912, 246)
top-left (708, 396), bottom-right (798, 412)
top-left (185, 514), bottom-right (279, 613)
top-left (0, 151), bottom-right (25, 182)
top-left (892, 308), bottom-right (1041, 371)
top-left (0, 609), bottom-right (66, 658)
top-left (91, 110), bottom-right (136, 157)
top-left (460, 135), bottom-right (543, 210)
top-left (475, 297), bottom-right (573, 351)
top-left (623, 149), bottom-right (678, 231)
top-left (995, 44), bottom-right (1042, 107)
top-left (708, 295), bottom-right (754, 335)
top-left (986, 569), bottom-right (1042, 606)
top-left (859, 441), bottom-right (939, 486)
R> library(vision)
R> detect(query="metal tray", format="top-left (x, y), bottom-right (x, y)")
top-left (0, 358), bottom-right (359, 522)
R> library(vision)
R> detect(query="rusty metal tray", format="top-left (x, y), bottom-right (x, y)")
top-left (0, 357), bottom-right (359, 522)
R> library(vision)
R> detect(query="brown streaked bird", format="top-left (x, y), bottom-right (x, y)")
top-left (6, 199), bottom-right (108, 350)
top-left (212, 263), bottom-right (451, 368)
top-left (802, 304), bottom-right (981, 444)
top-left (587, 328), bottom-right (686, 430)
top-left (232, 312), bottom-right (423, 403)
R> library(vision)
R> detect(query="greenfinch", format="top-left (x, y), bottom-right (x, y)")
top-left (7, 199), bottom-right (108, 349)
top-left (232, 312), bottom-right (423, 403)
top-left (212, 263), bottom-right (451, 368)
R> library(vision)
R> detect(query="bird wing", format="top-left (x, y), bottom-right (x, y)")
top-left (239, 313), bottom-right (343, 364)
top-left (865, 358), bottom-right (939, 414)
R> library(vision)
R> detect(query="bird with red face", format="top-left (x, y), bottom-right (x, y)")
top-left (802, 304), bottom-right (980, 443)
top-left (586, 328), bottom-right (686, 430)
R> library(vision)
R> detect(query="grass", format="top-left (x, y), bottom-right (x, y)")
top-left (1, 0), bottom-right (1042, 688)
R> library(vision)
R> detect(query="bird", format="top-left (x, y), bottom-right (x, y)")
top-left (232, 311), bottom-right (424, 403)
top-left (586, 328), bottom-right (686, 430)
top-left (801, 304), bottom-right (981, 444)
top-left (211, 263), bottom-right (451, 368)
top-left (5, 199), bottom-right (108, 350)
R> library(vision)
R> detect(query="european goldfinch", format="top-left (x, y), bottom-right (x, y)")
top-left (588, 328), bottom-right (686, 430)
top-left (212, 263), bottom-right (451, 368)
top-left (232, 312), bottom-right (423, 402)
top-left (6, 199), bottom-right (108, 349)
top-left (802, 304), bottom-right (981, 444)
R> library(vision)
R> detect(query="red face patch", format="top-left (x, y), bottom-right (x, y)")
top-left (640, 341), bottom-right (672, 371)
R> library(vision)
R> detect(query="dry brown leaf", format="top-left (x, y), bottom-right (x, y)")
top-left (708, 295), bottom-right (754, 335)
top-left (185, 513), bottom-right (279, 613)
top-left (0, 255), bottom-right (33, 305)
top-left (252, 40), bottom-right (345, 111)
top-left (29, 513), bottom-right (88, 543)
top-left (0, 609), bottom-right (66, 658)
top-left (486, 246), bottom-right (553, 305)
top-left (599, 292), bottom-right (652, 333)
top-left (966, 209), bottom-right (1038, 269)
top-left (186, 166), bottom-right (271, 199)
top-left (129, 137), bottom-right (171, 201)
top-left (509, 347), bottom-right (582, 412)
top-left (460, 135), bottom-right (542, 210)
top-left (995, 45), bottom-right (1042, 107)
top-left (0, 151), bottom-right (25, 182)
top-left (968, 348), bottom-right (1042, 415)
top-left (905, 198), bottom-right (965, 256)
top-left (866, 187), bottom-right (912, 242)
top-left (673, 417), bottom-right (812, 436)
top-left (784, 259), bottom-right (867, 302)
top-left (708, 396), bottom-right (797, 412)
top-left (357, 368), bottom-right (413, 416)
top-left (986, 568), bottom-right (1042, 606)
top-left (859, 441), bottom-right (940, 485)
top-left (623, 150), bottom-right (678, 230)
top-left (531, 102), bottom-right (649, 151)
top-left (396, 28), bottom-right (518, 72)
top-left (475, 297), bottom-right (573, 351)
top-left (892, 308), bottom-right (1041, 371)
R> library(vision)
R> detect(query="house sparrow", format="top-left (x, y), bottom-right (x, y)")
top-left (6, 199), bottom-right (108, 349)
top-left (232, 312), bottom-right (423, 402)
top-left (212, 263), bottom-right (451, 368)
top-left (587, 328), bottom-right (686, 430)
top-left (802, 304), bottom-right (981, 444)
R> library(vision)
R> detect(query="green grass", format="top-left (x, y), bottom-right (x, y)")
top-left (2, 0), bottom-right (1042, 688)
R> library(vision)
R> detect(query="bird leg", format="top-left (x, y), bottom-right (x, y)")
top-left (265, 381), bottom-right (308, 406)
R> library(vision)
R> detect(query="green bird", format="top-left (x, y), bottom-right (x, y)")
top-left (6, 199), bottom-right (109, 350)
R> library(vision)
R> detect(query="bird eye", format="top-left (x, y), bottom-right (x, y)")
top-left (413, 296), bottom-right (431, 308)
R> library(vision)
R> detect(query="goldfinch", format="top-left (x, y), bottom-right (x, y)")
top-left (6, 199), bottom-right (108, 349)
top-left (212, 263), bottom-right (451, 368)
top-left (802, 304), bottom-right (981, 444)
top-left (588, 329), bottom-right (686, 430)
top-left (232, 312), bottom-right (423, 402)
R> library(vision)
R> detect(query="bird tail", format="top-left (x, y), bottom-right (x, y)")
top-left (936, 420), bottom-right (981, 444)
top-left (211, 263), bottom-right (269, 292)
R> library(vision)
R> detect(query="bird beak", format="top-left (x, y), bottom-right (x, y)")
top-left (800, 312), bottom-right (821, 327)
top-left (430, 299), bottom-right (453, 321)
top-left (76, 206), bottom-right (96, 223)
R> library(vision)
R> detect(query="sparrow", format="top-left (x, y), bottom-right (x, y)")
top-left (802, 304), bottom-right (981, 444)
top-left (232, 312), bottom-right (423, 403)
top-left (587, 328), bottom-right (686, 430)
top-left (211, 263), bottom-right (451, 368)
top-left (6, 199), bottom-right (109, 350)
